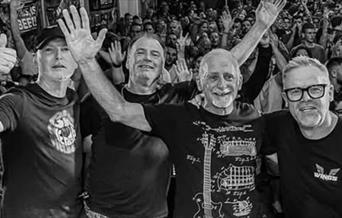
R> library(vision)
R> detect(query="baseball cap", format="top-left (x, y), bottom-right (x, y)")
top-left (35, 26), bottom-right (65, 50)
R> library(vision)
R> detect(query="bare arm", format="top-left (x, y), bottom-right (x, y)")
top-left (0, 33), bottom-right (17, 133)
top-left (98, 49), bottom-right (125, 84)
top-left (231, 0), bottom-right (286, 66)
top-left (78, 59), bottom-right (151, 131)
top-left (270, 31), bottom-right (287, 72)
top-left (286, 25), bottom-right (297, 51)
top-left (58, 6), bottom-right (151, 132)
top-left (319, 9), bottom-right (331, 48)
top-left (176, 31), bottom-right (190, 60)
top-left (220, 10), bottom-right (233, 49)
top-left (301, 0), bottom-right (312, 23)
top-left (9, 0), bottom-right (27, 60)
top-left (319, 19), bottom-right (329, 48)
top-left (265, 153), bottom-right (279, 176)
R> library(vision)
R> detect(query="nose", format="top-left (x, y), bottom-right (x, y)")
top-left (143, 52), bottom-right (152, 62)
top-left (55, 48), bottom-right (62, 60)
top-left (302, 90), bottom-right (311, 101)
top-left (217, 75), bottom-right (226, 89)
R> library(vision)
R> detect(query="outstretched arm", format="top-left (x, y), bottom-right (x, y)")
top-left (231, 0), bottom-right (286, 66)
top-left (0, 33), bottom-right (17, 132)
top-left (57, 6), bottom-right (151, 132)
top-left (9, 0), bottom-right (27, 59)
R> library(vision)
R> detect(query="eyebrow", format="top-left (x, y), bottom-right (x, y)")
top-left (136, 48), bottom-right (161, 54)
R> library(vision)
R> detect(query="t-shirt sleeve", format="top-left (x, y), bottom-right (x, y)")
top-left (142, 103), bottom-right (180, 141)
top-left (173, 80), bottom-right (199, 100)
top-left (80, 96), bottom-right (107, 137)
top-left (0, 92), bottom-right (24, 131)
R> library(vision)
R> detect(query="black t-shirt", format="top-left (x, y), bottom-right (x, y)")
top-left (143, 101), bottom-right (267, 218)
top-left (0, 83), bottom-right (83, 218)
top-left (263, 111), bottom-right (342, 218)
top-left (83, 81), bottom-right (198, 218)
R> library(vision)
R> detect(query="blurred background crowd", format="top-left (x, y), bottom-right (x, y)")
top-left (1, 0), bottom-right (342, 111)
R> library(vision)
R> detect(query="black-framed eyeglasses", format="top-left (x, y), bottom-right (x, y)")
top-left (284, 84), bottom-right (328, 102)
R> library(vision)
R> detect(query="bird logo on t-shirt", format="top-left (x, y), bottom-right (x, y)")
top-left (314, 164), bottom-right (340, 182)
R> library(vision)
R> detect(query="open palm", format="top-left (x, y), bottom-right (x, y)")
top-left (57, 6), bottom-right (107, 63)
top-left (256, 0), bottom-right (286, 29)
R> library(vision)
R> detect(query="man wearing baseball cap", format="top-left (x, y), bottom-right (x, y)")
top-left (0, 26), bottom-right (84, 218)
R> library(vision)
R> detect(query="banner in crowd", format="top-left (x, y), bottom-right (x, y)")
top-left (45, 0), bottom-right (80, 27)
top-left (17, 0), bottom-right (38, 32)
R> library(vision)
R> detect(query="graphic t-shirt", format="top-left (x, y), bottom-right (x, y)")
top-left (0, 83), bottom-right (83, 218)
top-left (262, 111), bottom-right (342, 218)
top-left (83, 81), bottom-right (198, 218)
top-left (143, 102), bottom-right (266, 218)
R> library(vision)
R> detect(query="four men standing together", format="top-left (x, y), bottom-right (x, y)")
top-left (0, 0), bottom-right (341, 217)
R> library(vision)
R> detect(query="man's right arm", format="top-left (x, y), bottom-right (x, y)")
top-left (0, 33), bottom-right (20, 133)
top-left (58, 6), bottom-right (152, 132)
top-left (78, 58), bottom-right (152, 132)
top-left (9, 0), bottom-right (27, 60)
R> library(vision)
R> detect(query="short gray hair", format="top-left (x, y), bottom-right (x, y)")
top-left (283, 56), bottom-right (329, 83)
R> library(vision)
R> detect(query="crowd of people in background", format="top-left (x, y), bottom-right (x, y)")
top-left (2, 0), bottom-right (342, 108)
top-left (0, 0), bottom-right (342, 217)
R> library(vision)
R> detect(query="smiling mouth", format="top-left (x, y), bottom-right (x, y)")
top-left (299, 106), bottom-right (316, 112)
top-left (213, 91), bottom-right (232, 97)
top-left (139, 65), bottom-right (154, 70)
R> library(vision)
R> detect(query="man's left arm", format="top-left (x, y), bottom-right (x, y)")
top-left (231, 0), bottom-right (286, 66)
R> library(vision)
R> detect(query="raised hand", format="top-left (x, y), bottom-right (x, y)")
top-left (174, 58), bottom-right (192, 82)
top-left (0, 34), bottom-right (17, 75)
top-left (189, 93), bottom-right (205, 108)
top-left (109, 41), bottom-right (126, 66)
top-left (57, 5), bottom-right (107, 63)
top-left (177, 31), bottom-right (191, 49)
top-left (9, 0), bottom-right (24, 10)
top-left (255, 0), bottom-right (287, 29)
top-left (220, 10), bottom-right (233, 32)
top-left (269, 30), bottom-right (279, 48)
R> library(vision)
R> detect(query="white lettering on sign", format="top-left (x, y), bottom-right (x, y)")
top-left (17, 3), bottom-right (37, 32)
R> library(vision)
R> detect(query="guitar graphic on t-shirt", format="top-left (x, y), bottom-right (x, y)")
top-left (193, 133), bottom-right (223, 218)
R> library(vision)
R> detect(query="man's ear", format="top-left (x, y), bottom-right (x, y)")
top-left (330, 69), bottom-right (337, 78)
top-left (196, 74), bottom-right (203, 91)
top-left (281, 92), bottom-right (288, 108)
top-left (126, 52), bottom-right (131, 70)
top-left (33, 52), bottom-right (38, 66)
top-left (238, 74), bottom-right (243, 90)
top-left (328, 84), bottom-right (334, 102)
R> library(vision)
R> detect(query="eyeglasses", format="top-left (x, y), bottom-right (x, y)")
top-left (284, 84), bottom-right (327, 102)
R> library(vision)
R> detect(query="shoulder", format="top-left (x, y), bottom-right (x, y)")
top-left (158, 81), bottom-right (197, 96)
top-left (143, 102), bottom-right (196, 115)
top-left (290, 43), bottom-right (304, 52)
top-left (2, 86), bottom-right (27, 99)
top-left (313, 43), bottom-right (325, 50)
top-left (262, 110), bottom-right (292, 123)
